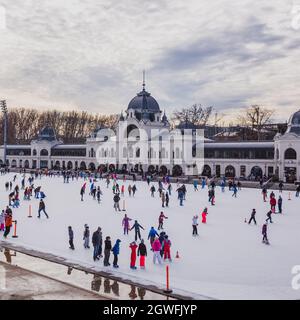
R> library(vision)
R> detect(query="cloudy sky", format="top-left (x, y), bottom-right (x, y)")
top-left (0, 0), bottom-right (300, 123)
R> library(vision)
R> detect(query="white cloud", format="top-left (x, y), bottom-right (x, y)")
top-left (0, 0), bottom-right (299, 122)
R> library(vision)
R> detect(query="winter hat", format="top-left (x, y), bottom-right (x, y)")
top-left (141, 239), bottom-right (144, 243)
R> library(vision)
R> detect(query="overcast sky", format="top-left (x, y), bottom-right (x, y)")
top-left (0, 0), bottom-right (300, 123)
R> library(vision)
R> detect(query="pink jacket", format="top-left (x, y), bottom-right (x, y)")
top-left (152, 239), bottom-right (161, 252)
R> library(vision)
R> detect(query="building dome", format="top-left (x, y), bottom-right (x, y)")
top-left (286, 110), bottom-right (300, 135)
top-left (38, 126), bottom-right (57, 141)
top-left (128, 88), bottom-right (160, 112)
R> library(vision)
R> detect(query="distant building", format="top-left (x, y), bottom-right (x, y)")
top-left (0, 81), bottom-right (299, 183)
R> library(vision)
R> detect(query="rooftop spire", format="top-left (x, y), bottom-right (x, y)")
top-left (142, 70), bottom-right (145, 91)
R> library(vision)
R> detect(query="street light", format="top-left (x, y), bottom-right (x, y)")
top-left (0, 100), bottom-right (8, 167)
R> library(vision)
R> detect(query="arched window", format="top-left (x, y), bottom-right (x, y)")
top-left (136, 148), bottom-right (140, 158)
top-left (33, 149), bottom-right (37, 156)
top-left (284, 148), bottom-right (297, 160)
top-left (40, 149), bottom-right (49, 156)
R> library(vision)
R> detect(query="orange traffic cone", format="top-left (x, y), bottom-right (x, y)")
top-left (176, 251), bottom-right (180, 259)
top-left (12, 220), bottom-right (18, 238)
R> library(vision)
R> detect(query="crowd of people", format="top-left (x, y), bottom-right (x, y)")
top-left (1, 168), bottom-right (298, 272)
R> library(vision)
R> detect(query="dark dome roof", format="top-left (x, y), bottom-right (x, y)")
top-left (128, 88), bottom-right (160, 112)
top-left (38, 126), bottom-right (56, 141)
top-left (286, 110), bottom-right (300, 135)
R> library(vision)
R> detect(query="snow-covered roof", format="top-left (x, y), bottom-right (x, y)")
top-left (204, 141), bottom-right (274, 149)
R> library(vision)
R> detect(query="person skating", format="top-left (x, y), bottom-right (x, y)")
top-left (158, 212), bottom-right (168, 230)
top-left (148, 226), bottom-right (159, 247)
top-left (113, 193), bottom-right (121, 212)
top-left (193, 180), bottom-right (198, 191)
top-left (201, 207), bottom-right (208, 223)
top-left (122, 214), bottom-right (132, 235)
top-left (96, 186), bottom-right (102, 203)
top-left (92, 227), bottom-right (101, 261)
top-left (132, 184), bottom-right (137, 197)
top-left (3, 212), bottom-right (12, 238)
top-left (192, 215), bottom-right (199, 236)
top-left (150, 185), bottom-right (156, 197)
top-left (165, 192), bottom-right (169, 207)
top-left (278, 195), bottom-right (283, 214)
top-left (103, 236), bottom-right (112, 266)
top-left (128, 185), bottom-right (132, 197)
top-left (0, 210), bottom-right (5, 231)
top-left (129, 241), bottom-right (138, 269)
top-left (130, 220), bottom-right (144, 241)
top-left (163, 235), bottom-right (172, 262)
top-left (270, 196), bottom-right (276, 213)
top-left (262, 223), bottom-right (269, 244)
top-left (152, 237), bottom-right (162, 264)
top-left (248, 209), bottom-right (257, 225)
top-left (262, 187), bottom-right (267, 202)
top-left (80, 185), bottom-right (85, 201)
top-left (137, 239), bottom-right (147, 269)
top-left (177, 188), bottom-right (184, 206)
top-left (38, 199), bottom-right (49, 218)
top-left (97, 228), bottom-right (103, 258)
top-left (68, 226), bottom-right (75, 250)
top-left (266, 210), bottom-right (273, 223)
top-left (161, 191), bottom-right (166, 207)
top-left (112, 239), bottom-right (121, 268)
top-left (83, 224), bottom-right (90, 248)
top-left (232, 184), bottom-right (237, 197)
top-left (296, 185), bottom-right (300, 197)
top-left (279, 181), bottom-right (284, 193)
top-left (167, 184), bottom-right (172, 196)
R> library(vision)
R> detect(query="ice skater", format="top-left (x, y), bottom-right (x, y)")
top-left (262, 223), bottom-right (269, 244)
top-left (248, 209), bottom-right (257, 225)
top-left (83, 224), bottom-right (90, 248)
top-left (130, 220), bottom-right (144, 241)
top-left (129, 241), bottom-right (138, 269)
top-left (112, 239), bottom-right (121, 268)
top-left (137, 239), bottom-right (147, 269)
top-left (158, 212), bottom-right (168, 230)
top-left (68, 226), bottom-right (75, 250)
top-left (38, 199), bottom-right (49, 219)
top-left (103, 236), bottom-right (112, 267)
top-left (122, 214), bottom-right (132, 235)
top-left (192, 215), bottom-right (199, 236)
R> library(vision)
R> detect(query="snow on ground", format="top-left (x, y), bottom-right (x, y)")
top-left (1, 173), bottom-right (300, 299)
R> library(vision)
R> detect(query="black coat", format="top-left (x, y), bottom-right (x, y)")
top-left (92, 231), bottom-right (100, 246)
top-left (138, 243), bottom-right (147, 256)
top-left (104, 239), bottom-right (112, 250)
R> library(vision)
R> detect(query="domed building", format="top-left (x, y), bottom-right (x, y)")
top-left (274, 110), bottom-right (300, 183)
top-left (1, 77), bottom-right (300, 183)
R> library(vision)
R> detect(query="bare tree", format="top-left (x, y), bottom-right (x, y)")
top-left (237, 105), bottom-right (274, 140)
top-left (172, 104), bottom-right (213, 127)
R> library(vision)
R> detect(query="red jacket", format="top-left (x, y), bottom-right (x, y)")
top-left (270, 198), bottom-right (276, 206)
top-left (163, 239), bottom-right (171, 252)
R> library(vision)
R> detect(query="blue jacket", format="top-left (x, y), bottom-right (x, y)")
top-left (112, 239), bottom-right (121, 255)
top-left (148, 228), bottom-right (159, 239)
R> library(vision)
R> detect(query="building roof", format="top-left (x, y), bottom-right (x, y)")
top-left (128, 87), bottom-right (160, 112)
top-left (204, 141), bottom-right (274, 149)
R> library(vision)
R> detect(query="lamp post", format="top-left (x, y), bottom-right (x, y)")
top-left (0, 100), bottom-right (8, 167)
